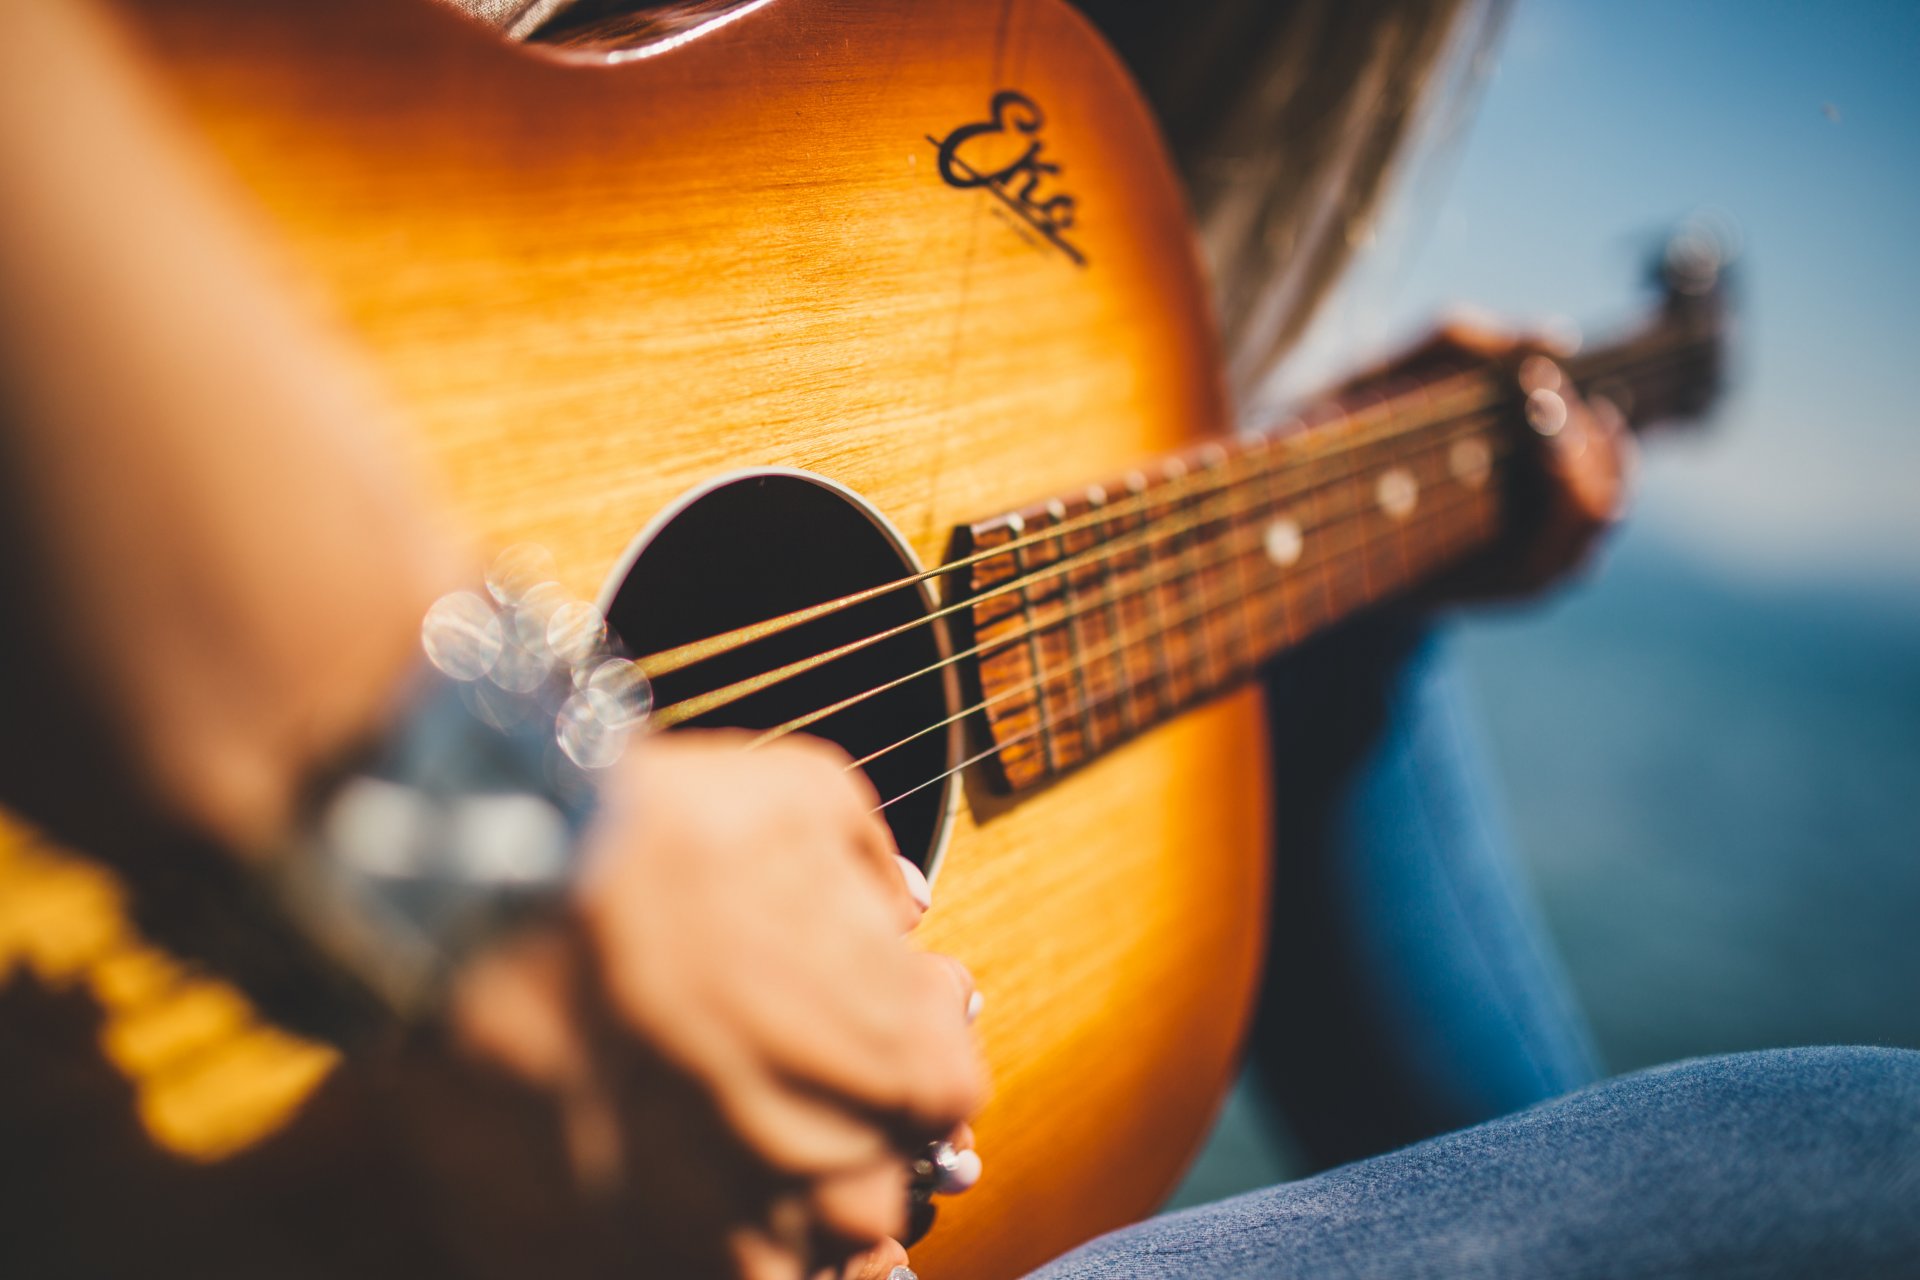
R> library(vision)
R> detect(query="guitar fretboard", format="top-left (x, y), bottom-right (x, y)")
top-left (955, 370), bottom-right (1510, 791)
top-left (954, 298), bottom-right (1722, 793)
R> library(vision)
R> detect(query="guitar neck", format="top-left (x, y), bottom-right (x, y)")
top-left (954, 294), bottom-right (1724, 795)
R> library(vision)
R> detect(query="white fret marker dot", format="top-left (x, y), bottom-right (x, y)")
top-left (1264, 517), bottom-right (1304, 567)
top-left (1376, 468), bottom-right (1419, 520)
top-left (1518, 353), bottom-right (1565, 394)
top-left (1526, 387), bottom-right (1569, 437)
top-left (1450, 436), bottom-right (1493, 489)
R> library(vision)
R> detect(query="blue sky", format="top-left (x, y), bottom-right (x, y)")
top-left (1286, 0), bottom-right (1920, 590)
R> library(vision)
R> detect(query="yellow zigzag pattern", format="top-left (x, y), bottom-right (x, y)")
top-left (0, 817), bottom-right (337, 1160)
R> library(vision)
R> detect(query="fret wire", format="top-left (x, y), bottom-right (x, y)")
top-left (1302, 443), bottom-right (1339, 640)
top-left (1390, 385), bottom-right (1429, 581)
top-left (1005, 514), bottom-right (1062, 775)
top-left (1146, 463), bottom-right (1188, 702)
top-left (1251, 433), bottom-right (1309, 644)
top-left (1088, 486), bottom-right (1142, 737)
top-left (1198, 446), bottom-right (1255, 681)
top-left (1219, 444), bottom-right (1267, 671)
top-left (1303, 438), bottom-right (1345, 636)
top-left (1349, 458), bottom-right (1379, 608)
top-left (1049, 499), bottom-right (1104, 763)
top-left (1331, 393), bottom-right (1393, 604)
top-left (1242, 435), bottom-right (1286, 644)
top-left (1074, 492), bottom-right (1127, 744)
top-left (1126, 471), bottom-right (1181, 712)
top-left (1166, 460), bottom-right (1223, 695)
top-left (1124, 471), bottom-right (1177, 724)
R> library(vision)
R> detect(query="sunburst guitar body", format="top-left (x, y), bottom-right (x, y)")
top-left (44, 2), bottom-right (1270, 1276)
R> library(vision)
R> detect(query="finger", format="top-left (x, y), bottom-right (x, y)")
top-left (899, 951), bottom-right (988, 1119)
top-left (809, 1159), bottom-right (910, 1246)
top-left (839, 1237), bottom-right (911, 1280)
top-left (786, 737), bottom-right (922, 931)
top-left (1591, 394), bottom-right (1639, 521)
top-left (733, 1226), bottom-right (808, 1280)
top-left (893, 857), bottom-right (933, 931)
top-left (1511, 498), bottom-right (1610, 595)
top-left (850, 809), bottom-right (916, 929)
top-left (1534, 393), bottom-right (1622, 524)
top-left (715, 1067), bottom-right (904, 1175)
top-left (769, 948), bottom-right (982, 1145)
top-left (934, 953), bottom-right (981, 1024)
top-left (676, 929), bottom-right (979, 1173)
top-left (1431, 307), bottom-right (1519, 358)
top-left (1560, 438), bottom-right (1623, 529)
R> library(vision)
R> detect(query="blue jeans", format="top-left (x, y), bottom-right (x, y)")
top-left (1029, 1046), bottom-right (1920, 1278)
top-left (1255, 619), bottom-right (1602, 1166)
top-left (1023, 622), bottom-right (1920, 1276)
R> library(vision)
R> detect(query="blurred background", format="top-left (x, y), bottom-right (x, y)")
top-left (1177, 0), bottom-right (1920, 1203)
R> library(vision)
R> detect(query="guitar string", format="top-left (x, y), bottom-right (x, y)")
top-left (645, 331), bottom-right (1715, 734)
top-left (632, 366), bottom-right (1505, 680)
top-left (646, 412), bottom-right (1501, 729)
top-left (739, 426), bottom-right (1512, 750)
top-left (746, 457), bottom-right (1461, 751)
top-left (862, 472), bottom-right (1506, 812)
top-left (1567, 327), bottom-right (1716, 391)
top-left (854, 335), bottom-right (1721, 810)
top-left (626, 331), bottom-right (1713, 683)
top-left (844, 461), bottom-right (1506, 779)
top-left (647, 410), bottom-right (1496, 727)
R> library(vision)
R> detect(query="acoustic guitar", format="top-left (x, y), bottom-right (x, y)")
top-left (0, 1), bottom-right (1725, 1276)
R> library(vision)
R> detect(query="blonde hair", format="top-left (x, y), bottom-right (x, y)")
top-left (1079, 0), bottom-right (1506, 406)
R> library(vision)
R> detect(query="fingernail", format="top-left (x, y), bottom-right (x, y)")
top-left (944, 957), bottom-right (976, 1010)
top-left (966, 989), bottom-right (984, 1024)
top-left (888, 1268), bottom-right (918, 1280)
top-left (896, 856), bottom-right (932, 912)
top-left (935, 1145), bottom-right (983, 1195)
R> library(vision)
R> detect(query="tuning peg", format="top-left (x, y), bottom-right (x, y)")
top-left (1655, 210), bottom-right (1740, 300)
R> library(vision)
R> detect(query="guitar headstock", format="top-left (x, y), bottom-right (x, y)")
top-left (1572, 215), bottom-right (1738, 432)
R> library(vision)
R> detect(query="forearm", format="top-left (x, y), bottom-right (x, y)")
top-left (0, 0), bottom-right (464, 859)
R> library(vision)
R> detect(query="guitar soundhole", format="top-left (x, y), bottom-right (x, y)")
top-left (604, 472), bottom-right (957, 874)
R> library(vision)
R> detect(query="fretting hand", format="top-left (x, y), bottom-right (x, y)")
top-left (1335, 316), bottom-right (1638, 607)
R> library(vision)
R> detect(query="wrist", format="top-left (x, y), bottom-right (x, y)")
top-left (248, 547), bottom-right (651, 1041)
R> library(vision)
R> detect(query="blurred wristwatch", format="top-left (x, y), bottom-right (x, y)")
top-left (260, 546), bottom-right (652, 1034)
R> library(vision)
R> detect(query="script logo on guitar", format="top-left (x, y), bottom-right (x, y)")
top-left (929, 90), bottom-right (1085, 267)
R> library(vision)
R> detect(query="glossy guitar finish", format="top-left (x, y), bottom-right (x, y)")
top-left (92, 1), bottom-right (1270, 1275)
